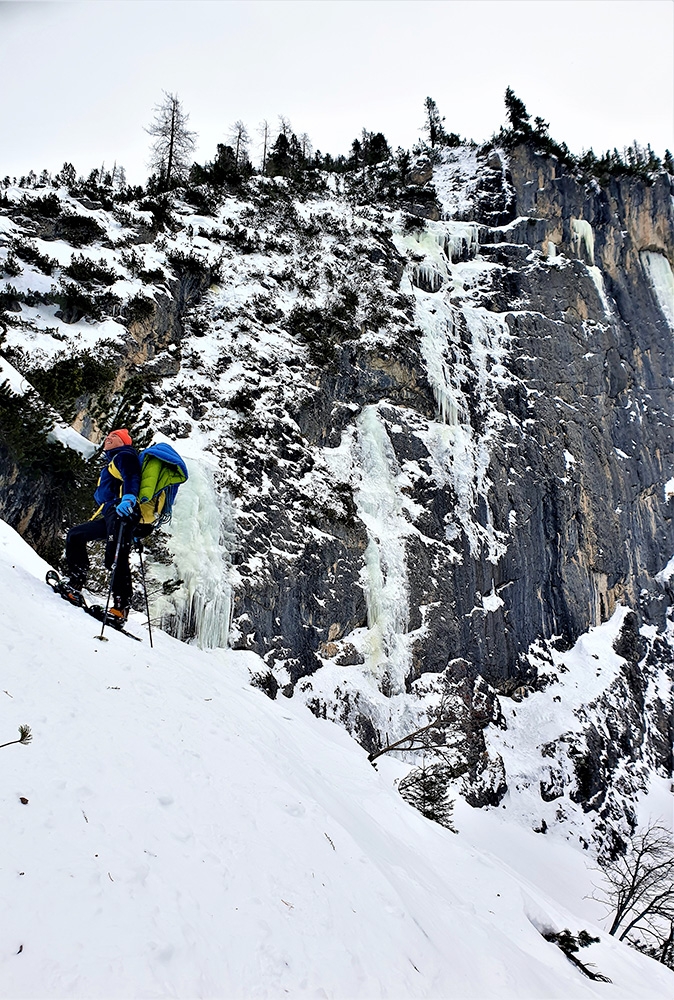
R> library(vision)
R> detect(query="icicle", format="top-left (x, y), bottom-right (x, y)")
top-left (354, 406), bottom-right (411, 694)
top-left (445, 222), bottom-right (479, 263)
top-left (412, 263), bottom-right (443, 293)
top-left (155, 459), bottom-right (235, 648)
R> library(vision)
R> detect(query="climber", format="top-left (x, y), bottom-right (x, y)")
top-left (61, 428), bottom-right (141, 623)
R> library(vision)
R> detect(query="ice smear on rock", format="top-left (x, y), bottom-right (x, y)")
top-left (588, 265), bottom-right (615, 318)
top-left (640, 250), bottom-right (674, 330)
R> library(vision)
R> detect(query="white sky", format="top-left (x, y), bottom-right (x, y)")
top-left (1, 0), bottom-right (673, 184)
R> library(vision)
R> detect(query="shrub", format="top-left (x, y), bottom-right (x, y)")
top-left (0, 285), bottom-right (22, 313)
top-left (165, 248), bottom-right (215, 281)
top-left (182, 184), bottom-right (218, 215)
top-left (403, 213), bottom-right (425, 233)
top-left (286, 290), bottom-right (358, 365)
top-left (56, 212), bottom-right (105, 246)
top-left (138, 196), bottom-right (174, 231)
top-left (51, 281), bottom-right (119, 324)
top-left (139, 266), bottom-right (165, 285)
top-left (12, 240), bottom-right (57, 275)
top-left (542, 929), bottom-right (610, 982)
top-left (25, 350), bottom-right (117, 422)
top-left (120, 249), bottom-right (165, 283)
top-left (64, 253), bottom-right (119, 286)
top-left (1, 251), bottom-right (22, 277)
top-left (251, 293), bottom-right (283, 325)
top-left (399, 762), bottom-right (457, 831)
top-left (124, 293), bottom-right (156, 324)
top-left (221, 223), bottom-right (260, 254)
top-left (20, 193), bottom-right (62, 219)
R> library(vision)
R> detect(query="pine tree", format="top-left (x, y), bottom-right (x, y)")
top-left (423, 97), bottom-right (447, 148)
top-left (398, 761), bottom-right (456, 831)
top-left (56, 162), bottom-right (76, 188)
top-left (504, 87), bottom-right (532, 135)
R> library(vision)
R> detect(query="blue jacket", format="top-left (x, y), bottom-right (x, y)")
top-left (93, 445), bottom-right (141, 509)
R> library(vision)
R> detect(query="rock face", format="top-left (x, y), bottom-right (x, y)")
top-left (215, 146), bottom-right (674, 695)
top-left (1, 141), bottom-right (673, 843)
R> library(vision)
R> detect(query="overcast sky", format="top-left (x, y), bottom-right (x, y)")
top-left (1, 0), bottom-right (672, 183)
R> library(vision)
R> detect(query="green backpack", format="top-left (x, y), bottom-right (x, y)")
top-left (137, 443), bottom-right (189, 525)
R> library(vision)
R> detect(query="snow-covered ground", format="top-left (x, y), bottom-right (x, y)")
top-left (1, 518), bottom-right (672, 999)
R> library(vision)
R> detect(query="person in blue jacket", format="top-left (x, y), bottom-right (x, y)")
top-left (63, 428), bottom-right (141, 622)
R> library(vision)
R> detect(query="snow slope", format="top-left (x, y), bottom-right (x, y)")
top-left (1, 518), bottom-right (672, 999)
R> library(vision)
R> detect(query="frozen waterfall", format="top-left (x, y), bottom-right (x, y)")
top-left (571, 218), bottom-right (595, 265)
top-left (354, 406), bottom-right (411, 694)
top-left (152, 457), bottom-right (235, 649)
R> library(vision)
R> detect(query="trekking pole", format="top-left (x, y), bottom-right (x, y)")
top-left (96, 520), bottom-right (125, 643)
top-left (135, 538), bottom-right (154, 649)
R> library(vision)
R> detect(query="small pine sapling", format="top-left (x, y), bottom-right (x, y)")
top-left (399, 760), bottom-right (457, 832)
top-left (543, 928), bottom-right (611, 982)
top-left (0, 725), bottom-right (32, 750)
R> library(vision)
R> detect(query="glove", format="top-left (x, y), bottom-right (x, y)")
top-left (116, 494), bottom-right (137, 518)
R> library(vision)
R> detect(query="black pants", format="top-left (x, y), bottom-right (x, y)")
top-left (65, 507), bottom-right (140, 607)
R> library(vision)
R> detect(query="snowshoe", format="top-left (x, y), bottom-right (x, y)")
top-left (46, 570), bottom-right (85, 608)
top-left (88, 604), bottom-right (129, 631)
top-left (45, 572), bottom-right (142, 642)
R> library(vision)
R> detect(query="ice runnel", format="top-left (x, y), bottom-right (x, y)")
top-left (154, 459), bottom-right (235, 648)
top-left (354, 406), bottom-right (411, 694)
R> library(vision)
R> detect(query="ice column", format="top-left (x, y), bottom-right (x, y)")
top-left (159, 459), bottom-right (235, 648)
top-left (571, 218), bottom-right (595, 265)
top-left (355, 406), bottom-right (411, 694)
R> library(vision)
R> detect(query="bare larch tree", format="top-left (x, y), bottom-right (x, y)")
top-left (227, 120), bottom-right (250, 167)
top-left (146, 91), bottom-right (197, 190)
top-left (257, 119), bottom-right (271, 173)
